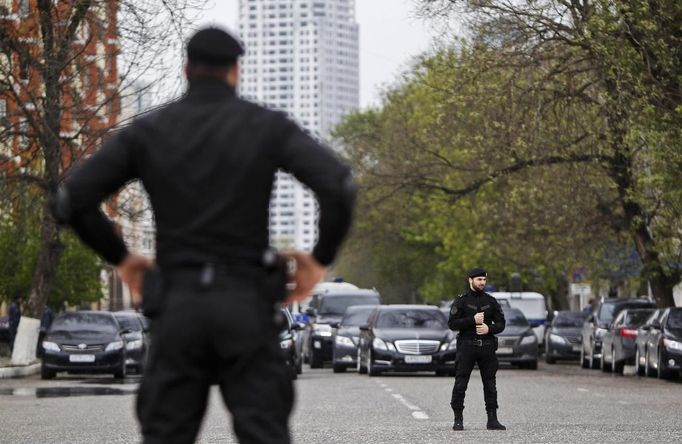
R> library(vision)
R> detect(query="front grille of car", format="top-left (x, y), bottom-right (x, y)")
top-left (499, 337), bottom-right (519, 348)
top-left (61, 344), bottom-right (104, 352)
top-left (565, 336), bottom-right (581, 344)
top-left (395, 340), bottom-right (440, 355)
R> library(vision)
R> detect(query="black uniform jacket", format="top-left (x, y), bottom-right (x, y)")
top-left (57, 80), bottom-right (356, 268)
top-left (448, 290), bottom-right (506, 339)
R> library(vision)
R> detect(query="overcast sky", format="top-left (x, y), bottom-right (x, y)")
top-left (193, 0), bottom-right (439, 108)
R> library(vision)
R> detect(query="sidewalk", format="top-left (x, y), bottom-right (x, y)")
top-left (0, 356), bottom-right (41, 379)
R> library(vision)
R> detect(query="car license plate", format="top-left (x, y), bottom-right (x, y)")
top-left (496, 347), bottom-right (513, 355)
top-left (405, 355), bottom-right (432, 364)
top-left (69, 354), bottom-right (95, 363)
top-left (572, 344), bottom-right (581, 352)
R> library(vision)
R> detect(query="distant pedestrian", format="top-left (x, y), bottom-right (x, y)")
top-left (582, 298), bottom-right (594, 313)
top-left (8, 296), bottom-right (21, 352)
top-left (448, 268), bottom-right (507, 431)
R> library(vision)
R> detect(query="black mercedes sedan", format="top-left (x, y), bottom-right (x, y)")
top-left (41, 311), bottom-right (129, 380)
top-left (496, 307), bottom-right (538, 369)
top-left (544, 311), bottom-right (587, 364)
top-left (331, 305), bottom-right (378, 373)
top-left (357, 305), bottom-right (456, 377)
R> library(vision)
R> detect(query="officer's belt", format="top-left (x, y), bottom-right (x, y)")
top-left (460, 338), bottom-right (496, 347)
top-left (159, 247), bottom-right (281, 289)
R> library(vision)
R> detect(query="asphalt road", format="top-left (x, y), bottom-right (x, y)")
top-left (1, 361), bottom-right (680, 443)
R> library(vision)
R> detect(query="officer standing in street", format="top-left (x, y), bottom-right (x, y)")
top-left (52, 27), bottom-right (355, 444)
top-left (448, 268), bottom-right (506, 431)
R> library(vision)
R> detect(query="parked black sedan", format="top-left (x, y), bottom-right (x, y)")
top-left (580, 298), bottom-right (656, 369)
top-left (331, 305), bottom-right (378, 373)
top-left (279, 308), bottom-right (303, 379)
top-left (601, 308), bottom-right (655, 374)
top-left (544, 311), bottom-right (587, 363)
top-left (41, 311), bottom-right (129, 380)
top-left (357, 305), bottom-right (456, 376)
top-left (496, 307), bottom-right (538, 369)
top-left (639, 307), bottom-right (682, 379)
top-left (113, 311), bottom-right (150, 373)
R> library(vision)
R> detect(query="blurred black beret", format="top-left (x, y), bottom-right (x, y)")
top-left (187, 27), bottom-right (244, 66)
top-left (468, 268), bottom-right (487, 279)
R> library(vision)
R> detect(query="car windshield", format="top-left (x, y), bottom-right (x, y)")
top-left (375, 310), bottom-right (446, 329)
top-left (624, 310), bottom-right (654, 327)
top-left (504, 310), bottom-right (529, 327)
top-left (599, 301), bottom-right (655, 323)
top-left (50, 313), bottom-right (118, 334)
top-left (341, 308), bottom-right (375, 327)
top-left (114, 315), bottom-right (141, 332)
top-left (666, 309), bottom-right (682, 330)
top-left (317, 295), bottom-right (380, 315)
top-left (553, 312), bottom-right (586, 328)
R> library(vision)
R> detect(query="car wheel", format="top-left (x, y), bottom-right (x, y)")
top-left (333, 364), bottom-right (346, 373)
top-left (309, 349), bottom-right (323, 369)
top-left (589, 341), bottom-right (600, 369)
top-left (645, 349), bottom-right (656, 378)
top-left (357, 349), bottom-right (367, 374)
top-left (657, 351), bottom-right (671, 380)
top-left (545, 345), bottom-right (556, 364)
top-left (40, 364), bottom-right (55, 380)
top-left (522, 360), bottom-right (538, 370)
top-left (114, 361), bottom-right (127, 380)
top-left (612, 348), bottom-right (624, 374)
top-left (635, 348), bottom-right (644, 376)
top-left (600, 346), bottom-right (611, 372)
top-left (580, 345), bottom-right (589, 369)
top-left (368, 349), bottom-right (381, 377)
top-left (296, 357), bottom-right (303, 375)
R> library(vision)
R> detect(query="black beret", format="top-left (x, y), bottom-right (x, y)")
top-left (468, 268), bottom-right (487, 279)
top-left (187, 27), bottom-right (244, 66)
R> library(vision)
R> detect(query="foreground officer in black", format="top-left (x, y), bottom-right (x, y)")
top-left (52, 27), bottom-right (355, 444)
top-left (448, 268), bottom-right (506, 431)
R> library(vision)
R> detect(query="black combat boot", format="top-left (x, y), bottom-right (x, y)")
top-left (452, 410), bottom-right (464, 431)
top-left (486, 409), bottom-right (506, 430)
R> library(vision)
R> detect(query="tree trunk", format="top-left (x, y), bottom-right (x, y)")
top-left (10, 205), bottom-right (63, 365)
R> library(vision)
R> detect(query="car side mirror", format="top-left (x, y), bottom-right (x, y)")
top-left (359, 324), bottom-right (369, 331)
top-left (330, 322), bottom-right (340, 329)
top-left (120, 328), bottom-right (133, 335)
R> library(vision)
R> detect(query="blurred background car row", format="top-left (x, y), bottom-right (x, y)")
top-left (2, 281), bottom-right (679, 383)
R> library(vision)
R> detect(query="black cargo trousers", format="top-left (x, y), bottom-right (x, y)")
top-left (137, 267), bottom-right (294, 444)
top-left (450, 338), bottom-right (499, 412)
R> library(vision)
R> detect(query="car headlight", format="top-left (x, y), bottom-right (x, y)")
top-left (549, 334), bottom-right (567, 345)
top-left (126, 339), bottom-right (144, 350)
top-left (280, 339), bottom-right (294, 349)
top-left (441, 340), bottom-right (457, 351)
top-left (313, 324), bottom-right (333, 337)
top-left (335, 335), bottom-right (355, 347)
top-left (105, 341), bottom-right (124, 352)
top-left (42, 341), bottom-right (60, 352)
top-left (520, 334), bottom-right (537, 345)
top-left (663, 338), bottom-right (682, 352)
top-left (372, 338), bottom-right (396, 351)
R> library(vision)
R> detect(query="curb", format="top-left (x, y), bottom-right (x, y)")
top-left (0, 362), bottom-right (41, 379)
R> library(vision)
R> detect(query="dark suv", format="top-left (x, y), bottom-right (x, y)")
top-left (302, 289), bottom-right (381, 368)
top-left (580, 298), bottom-right (655, 369)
